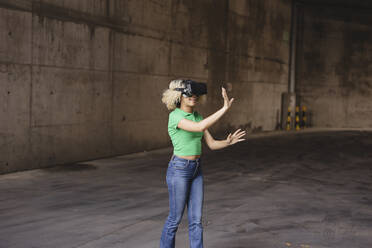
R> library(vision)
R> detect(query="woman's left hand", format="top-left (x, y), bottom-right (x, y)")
top-left (226, 129), bottom-right (246, 145)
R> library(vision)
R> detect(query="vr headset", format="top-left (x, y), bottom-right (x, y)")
top-left (173, 79), bottom-right (207, 97)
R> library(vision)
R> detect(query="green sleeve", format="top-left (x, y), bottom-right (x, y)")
top-left (168, 111), bottom-right (185, 130)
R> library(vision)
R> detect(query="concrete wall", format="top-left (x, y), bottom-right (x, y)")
top-left (296, 5), bottom-right (372, 128)
top-left (0, 0), bottom-right (291, 174)
top-left (223, 0), bottom-right (291, 133)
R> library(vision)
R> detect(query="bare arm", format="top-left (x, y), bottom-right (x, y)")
top-left (177, 87), bottom-right (234, 132)
top-left (177, 106), bottom-right (228, 132)
top-left (203, 128), bottom-right (246, 150)
top-left (203, 129), bottom-right (229, 150)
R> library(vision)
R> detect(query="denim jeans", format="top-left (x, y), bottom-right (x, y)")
top-left (160, 154), bottom-right (204, 248)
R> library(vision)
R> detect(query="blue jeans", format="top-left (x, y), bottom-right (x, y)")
top-left (160, 154), bottom-right (204, 248)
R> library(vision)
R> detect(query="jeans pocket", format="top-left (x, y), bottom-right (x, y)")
top-left (172, 160), bottom-right (188, 169)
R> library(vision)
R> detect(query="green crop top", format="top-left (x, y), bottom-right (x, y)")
top-left (168, 108), bottom-right (204, 156)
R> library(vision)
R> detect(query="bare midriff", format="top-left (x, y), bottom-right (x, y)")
top-left (176, 154), bottom-right (201, 160)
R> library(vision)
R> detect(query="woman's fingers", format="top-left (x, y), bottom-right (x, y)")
top-left (236, 133), bottom-right (245, 138)
top-left (231, 130), bottom-right (245, 137)
top-left (222, 86), bottom-right (226, 94)
top-left (222, 86), bottom-right (235, 109)
top-left (231, 130), bottom-right (246, 140)
top-left (233, 128), bottom-right (241, 136)
top-left (238, 130), bottom-right (246, 135)
top-left (235, 138), bottom-right (245, 142)
top-left (223, 89), bottom-right (228, 100)
top-left (222, 88), bottom-right (229, 106)
top-left (227, 128), bottom-right (247, 145)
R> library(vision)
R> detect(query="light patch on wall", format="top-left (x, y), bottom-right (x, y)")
top-left (282, 31), bottom-right (290, 42)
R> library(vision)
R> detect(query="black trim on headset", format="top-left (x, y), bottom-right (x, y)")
top-left (173, 79), bottom-right (207, 97)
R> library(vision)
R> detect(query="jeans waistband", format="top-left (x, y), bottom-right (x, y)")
top-left (171, 154), bottom-right (201, 163)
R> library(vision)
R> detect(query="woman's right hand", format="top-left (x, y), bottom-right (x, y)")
top-left (222, 87), bottom-right (234, 110)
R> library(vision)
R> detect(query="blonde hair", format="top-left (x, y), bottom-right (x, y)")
top-left (161, 79), bottom-right (207, 111)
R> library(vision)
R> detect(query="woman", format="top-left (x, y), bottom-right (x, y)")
top-left (160, 79), bottom-right (246, 248)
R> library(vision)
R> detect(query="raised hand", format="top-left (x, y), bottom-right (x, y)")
top-left (222, 87), bottom-right (234, 109)
top-left (226, 128), bottom-right (246, 145)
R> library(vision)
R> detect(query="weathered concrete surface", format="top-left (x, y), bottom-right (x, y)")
top-left (296, 5), bottom-right (372, 128)
top-left (215, 0), bottom-right (291, 133)
top-left (1, 130), bottom-right (372, 248)
top-left (0, 0), bottom-right (292, 173)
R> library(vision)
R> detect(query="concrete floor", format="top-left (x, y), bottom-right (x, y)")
top-left (1, 130), bottom-right (372, 248)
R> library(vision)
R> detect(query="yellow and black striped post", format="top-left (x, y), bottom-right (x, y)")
top-left (295, 106), bottom-right (300, 131)
top-left (301, 106), bottom-right (307, 128)
top-left (286, 107), bottom-right (291, 131)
